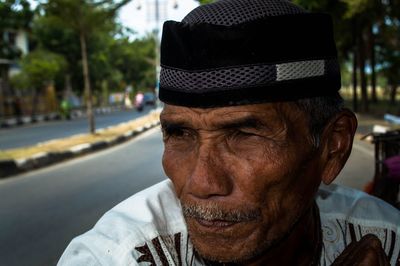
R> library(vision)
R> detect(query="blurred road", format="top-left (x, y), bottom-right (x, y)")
top-left (0, 127), bottom-right (166, 266)
top-left (0, 126), bottom-right (375, 266)
top-left (0, 106), bottom-right (154, 150)
top-left (335, 138), bottom-right (375, 190)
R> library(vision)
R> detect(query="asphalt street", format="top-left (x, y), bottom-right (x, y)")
top-left (0, 127), bottom-right (375, 266)
top-left (335, 139), bottom-right (375, 190)
top-left (0, 127), bottom-right (166, 266)
top-left (0, 106), bottom-right (154, 150)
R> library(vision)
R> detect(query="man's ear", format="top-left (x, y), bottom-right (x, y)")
top-left (320, 109), bottom-right (358, 185)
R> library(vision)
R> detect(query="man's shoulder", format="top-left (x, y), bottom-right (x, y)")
top-left (97, 179), bottom-right (185, 235)
top-left (317, 184), bottom-right (400, 265)
top-left (316, 183), bottom-right (400, 228)
top-left (58, 179), bottom-right (190, 265)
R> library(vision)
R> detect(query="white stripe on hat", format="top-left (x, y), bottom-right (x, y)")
top-left (276, 60), bottom-right (325, 81)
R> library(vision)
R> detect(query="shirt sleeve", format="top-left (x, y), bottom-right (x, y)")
top-left (57, 234), bottom-right (140, 266)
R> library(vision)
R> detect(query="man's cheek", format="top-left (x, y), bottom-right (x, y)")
top-left (163, 145), bottom-right (188, 166)
top-left (162, 151), bottom-right (179, 177)
top-left (162, 150), bottom-right (191, 195)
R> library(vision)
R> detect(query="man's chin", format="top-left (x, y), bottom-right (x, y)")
top-left (187, 219), bottom-right (268, 263)
top-left (191, 235), bottom-right (268, 264)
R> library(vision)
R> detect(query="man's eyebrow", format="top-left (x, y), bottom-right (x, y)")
top-left (160, 119), bottom-right (189, 129)
top-left (218, 117), bottom-right (267, 130)
top-left (160, 116), bottom-right (268, 130)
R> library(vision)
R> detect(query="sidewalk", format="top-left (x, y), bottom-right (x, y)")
top-left (0, 109), bottom-right (161, 179)
top-left (0, 106), bottom-right (124, 128)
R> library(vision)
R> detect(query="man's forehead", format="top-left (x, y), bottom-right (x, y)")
top-left (160, 103), bottom-right (299, 127)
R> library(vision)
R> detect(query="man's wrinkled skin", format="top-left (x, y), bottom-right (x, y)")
top-left (161, 103), bottom-right (388, 265)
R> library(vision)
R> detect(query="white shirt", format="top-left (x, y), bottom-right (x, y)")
top-left (58, 180), bottom-right (400, 266)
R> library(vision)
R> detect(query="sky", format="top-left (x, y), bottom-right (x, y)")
top-left (27, 0), bottom-right (199, 39)
top-left (118, 0), bottom-right (199, 38)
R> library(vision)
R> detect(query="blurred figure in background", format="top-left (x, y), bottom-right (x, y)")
top-left (134, 91), bottom-right (144, 112)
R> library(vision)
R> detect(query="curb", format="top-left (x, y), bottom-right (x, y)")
top-left (0, 120), bottom-right (160, 179)
top-left (0, 106), bottom-right (124, 128)
top-left (0, 113), bottom-right (61, 128)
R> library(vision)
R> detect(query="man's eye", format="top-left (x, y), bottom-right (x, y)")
top-left (163, 126), bottom-right (193, 139)
top-left (231, 130), bottom-right (258, 139)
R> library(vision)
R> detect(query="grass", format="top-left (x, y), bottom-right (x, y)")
top-left (0, 110), bottom-right (161, 161)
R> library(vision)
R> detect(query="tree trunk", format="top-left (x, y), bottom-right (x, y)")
top-left (389, 84), bottom-right (397, 106)
top-left (31, 87), bottom-right (39, 122)
top-left (0, 65), bottom-right (8, 120)
top-left (368, 24), bottom-right (377, 103)
top-left (352, 21), bottom-right (358, 112)
top-left (80, 31), bottom-right (95, 134)
top-left (358, 29), bottom-right (369, 113)
top-left (352, 51), bottom-right (359, 112)
top-left (64, 73), bottom-right (73, 97)
top-left (6, 79), bottom-right (22, 122)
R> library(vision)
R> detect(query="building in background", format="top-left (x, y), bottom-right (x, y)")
top-left (4, 29), bottom-right (30, 76)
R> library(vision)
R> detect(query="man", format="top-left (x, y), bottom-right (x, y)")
top-left (59, 0), bottom-right (400, 265)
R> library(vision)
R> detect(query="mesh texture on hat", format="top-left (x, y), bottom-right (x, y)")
top-left (276, 60), bottom-right (324, 81)
top-left (161, 59), bottom-right (339, 92)
top-left (182, 0), bottom-right (306, 26)
top-left (161, 64), bottom-right (276, 92)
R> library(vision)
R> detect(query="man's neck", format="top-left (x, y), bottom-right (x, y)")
top-left (202, 202), bottom-right (322, 266)
top-left (247, 202), bottom-right (322, 266)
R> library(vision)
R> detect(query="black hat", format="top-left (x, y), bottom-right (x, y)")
top-left (159, 0), bottom-right (341, 108)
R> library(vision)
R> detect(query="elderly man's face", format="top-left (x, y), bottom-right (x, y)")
top-left (161, 103), bottom-right (324, 263)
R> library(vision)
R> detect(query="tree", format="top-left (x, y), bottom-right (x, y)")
top-left (378, 21), bottom-right (400, 107)
top-left (195, 0), bottom-right (214, 4)
top-left (17, 50), bottom-right (66, 118)
top-left (109, 35), bottom-right (156, 92)
top-left (293, 0), bottom-right (396, 113)
top-left (381, 0), bottom-right (400, 111)
top-left (31, 15), bottom-right (82, 101)
top-left (0, 0), bottom-right (33, 118)
top-left (39, 0), bottom-right (129, 134)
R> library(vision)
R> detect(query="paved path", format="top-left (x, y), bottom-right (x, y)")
top-left (335, 139), bottom-right (374, 190)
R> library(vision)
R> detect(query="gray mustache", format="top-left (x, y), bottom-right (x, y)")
top-left (182, 203), bottom-right (261, 222)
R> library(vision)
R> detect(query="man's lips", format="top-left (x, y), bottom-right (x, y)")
top-left (193, 217), bottom-right (238, 228)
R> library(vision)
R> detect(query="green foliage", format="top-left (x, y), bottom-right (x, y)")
top-left (37, 0), bottom-right (130, 44)
top-left (29, 0), bottom-right (156, 102)
top-left (19, 50), bottom-right (66, 90)
top-left (32, 16), bottom-right (81, 64)
top-left (0, 0), bottom-right (33, 60)
top-left (109, 35), bottom-right (156, 90)
top-left (32, 0), bottom-right (130, 92)
top-left (294, 0), bottom-right (400, 110)
top-left (10, 72), bottom-right (29, 91)
top-left (347, 0), bottom-right (388, 21)
top-left (0, 0), bottom-right (32, 29)
top-left (194, 0), bottom-right (214, 5)
top-left (378, 23), bottom-right (400, 85)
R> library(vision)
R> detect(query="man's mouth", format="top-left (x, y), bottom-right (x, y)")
top-left (194, 218), bottom-right (237, 228)
top-left (181, 202), bottom-right (262, 233)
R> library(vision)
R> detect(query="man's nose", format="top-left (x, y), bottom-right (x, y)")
top-left (186, 144), bottom-right (233, 199)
